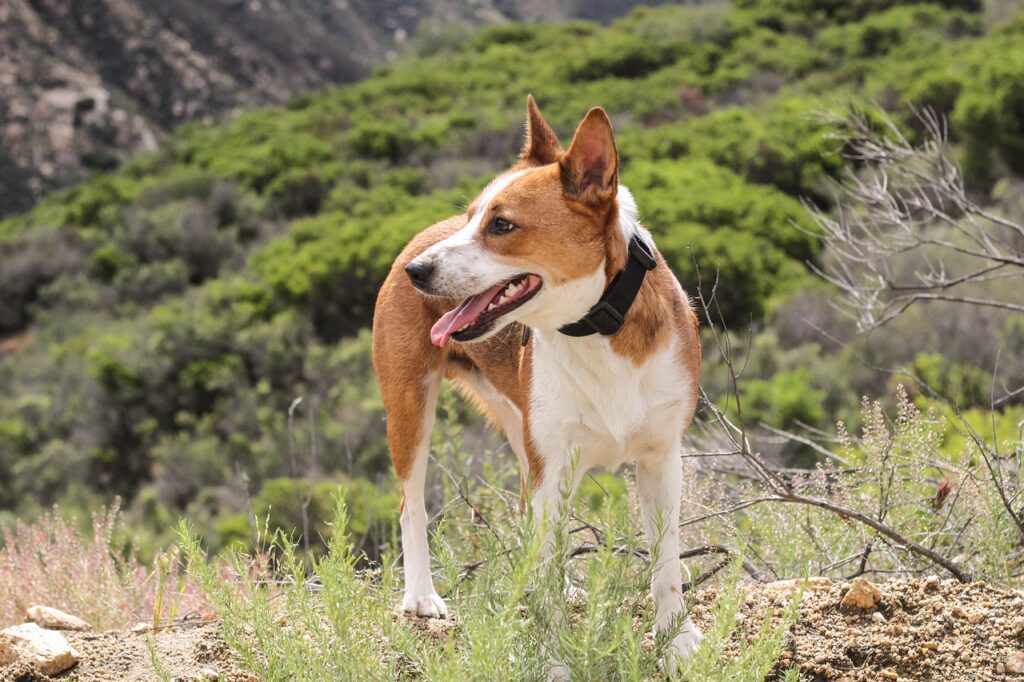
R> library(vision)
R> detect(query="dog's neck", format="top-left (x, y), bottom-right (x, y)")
top-left (531, 189), bottom-right (671, 365)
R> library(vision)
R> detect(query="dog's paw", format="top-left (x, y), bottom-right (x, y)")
top-left (661, 620), bottom-right (704, 675)
top-left (402, 591), bottom-right (449, 618)
top-left (670, 621), bottom-right (704, 657)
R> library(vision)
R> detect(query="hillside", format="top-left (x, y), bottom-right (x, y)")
top-left (0, 0), bottom-right (670, 217)
top-left (1, 0), bottom-right (1023, 567)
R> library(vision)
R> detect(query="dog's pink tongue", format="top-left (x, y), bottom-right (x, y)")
top-left (430, 282), bottom-right (505, 347)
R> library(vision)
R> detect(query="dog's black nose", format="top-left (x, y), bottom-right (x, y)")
top-left (405, 260), bottom-right (435, 290)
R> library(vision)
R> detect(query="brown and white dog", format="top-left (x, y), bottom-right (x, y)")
top-left (372, 96), bottom-right (703, 663)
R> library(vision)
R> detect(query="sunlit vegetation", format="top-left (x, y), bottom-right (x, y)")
top-left (1, 0), bottom-right (1023, 566)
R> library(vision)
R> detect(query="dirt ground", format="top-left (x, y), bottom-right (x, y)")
top-left (688, 577), bottom-right (1024, 681)
top-left (0, 621), bottom-right (252, 682)
top-left (3, 578), bottom-right (1023, 681)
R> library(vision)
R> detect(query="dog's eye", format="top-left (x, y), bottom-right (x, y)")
top-left (489, 216), bottom-right (517, 235)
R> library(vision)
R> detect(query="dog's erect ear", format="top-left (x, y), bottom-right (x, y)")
top-left (520, 94), bottom-right (562, 166)
top-left (560, 107), bottom-right (618, 205)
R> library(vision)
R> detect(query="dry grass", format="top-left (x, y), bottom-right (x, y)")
top-left (0, 500), bottom-right (208, 630)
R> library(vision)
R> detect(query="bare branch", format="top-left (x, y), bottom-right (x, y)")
top-left (807, 106), bottom-right (1024, 331)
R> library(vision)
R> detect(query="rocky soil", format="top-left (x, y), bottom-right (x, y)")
top-left (689, 576), bottom-right (1024, 681)
top-left (1, 619), bottom-right (249, 682)
top-left (5, 578), bottom-right (1022, 680)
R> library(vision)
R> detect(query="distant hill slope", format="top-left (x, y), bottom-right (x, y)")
top-left (0, 0), bottom-right (671, 217)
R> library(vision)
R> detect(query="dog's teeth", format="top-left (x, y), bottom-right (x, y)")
top-left (498, 295), bottom-right (508, 305)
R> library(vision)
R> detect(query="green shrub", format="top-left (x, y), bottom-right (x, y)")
top-left (253, 188), bottom-right (463, 340)
top-left (621, 98), bottom-right (841, 200)
top-left (817, 5), bottom-right (980, 60)
top-left (252, 477), bottom-right (398, 558)
top-left (91, 244), bottom-right (138, 282)
top-left (954, 33), bottom-right (1024, 181)
top-left (182, 490), bottom-right (797, 680)
top-left (577, 472), bottom-right (628, 512)
top-left (565, 33), bottom-right (678, 82)
top-left (60, 176), bottom-right (141, 229)
top-left (907, 352), bottom-right (991, 409)
top-left (114, 260), bottom-right (190, 302)
top-left (0, 229), bottom-right (87, 333)
top-left (740, 367), bottom-right (827, 428)
top-left (347, 118), bottom-right (414, 161)
top-left (730, 0), bottom-right (981, 34)
top-left (265, 170), bottom-right (328, 218)
top-left (625, 159), bottom-right (818, 323)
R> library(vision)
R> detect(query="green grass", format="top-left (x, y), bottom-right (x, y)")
top-left (180, 490), bottom-right (801, 681)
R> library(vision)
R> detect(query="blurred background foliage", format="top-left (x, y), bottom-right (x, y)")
top-left (1, 0), bottom-right (1023, 561)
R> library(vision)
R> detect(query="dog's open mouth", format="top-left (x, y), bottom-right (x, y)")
top-left (430, 274), bottom-right (542, 347)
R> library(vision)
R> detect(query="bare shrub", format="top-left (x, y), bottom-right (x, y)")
top-left (683, 267), bottom-right (1023, 586)
top-left (806, 106), bottom-right (1024, 333)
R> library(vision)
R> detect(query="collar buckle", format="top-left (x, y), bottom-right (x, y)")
top-left (629, 236), bottom-right (657, 271)
top-left (580, 301), bottom-right (625, 335)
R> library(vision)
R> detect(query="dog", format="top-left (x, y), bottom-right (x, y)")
top-left (372, 95), bottom-right (703, 664)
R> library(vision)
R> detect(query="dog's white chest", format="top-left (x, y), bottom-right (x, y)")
top-left (528, 332), bottom-right (691, 469)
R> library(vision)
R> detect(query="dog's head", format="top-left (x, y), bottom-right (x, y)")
top-left (408, 96), bottom-right (634, 347)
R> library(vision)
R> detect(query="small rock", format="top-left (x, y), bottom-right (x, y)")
top-left (197, 668), bottom-right (219, 681)
top-left (880, 670), bottom-right (898, 680)
top-left (26, 605), bottom-right (91, 631)
top-left (808, 576), bottom-right (834, 588)
top-left (872, 611), bottom-right (887, 623)
top-left (0, 639), bottom-right (15, 667)
top-left (0, 622), bottom-right (79, 675)
top-left (760, 576), bottom-right (834, 598)
top-left (1012, 618), bottom-right (1024, 637)
top-left (841, 577), bottom-right (882, 610)
top-left (997, 662), bottom-right (1005, 674)
top-left (130, 622), bottom-right (151, 633)
top-left (1007, 651), bottom-right (1024, 674)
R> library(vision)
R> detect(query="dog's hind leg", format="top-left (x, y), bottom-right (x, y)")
top-left (382, 369), bottom-right (446, 617)
top-left (637, 450), bottom-right (703, 670)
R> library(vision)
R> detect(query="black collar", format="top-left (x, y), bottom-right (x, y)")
top-left (557, 234), bottom-right (657, 337)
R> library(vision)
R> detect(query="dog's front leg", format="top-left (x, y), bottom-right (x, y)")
top-left (384, 373), bottom-right (447, 618)
top-left (637, 452), bottom-right (703, 670)
top-left (529, 450), bottom-right (586, 557)
top-left (528, 450), bottom-right (586, 680)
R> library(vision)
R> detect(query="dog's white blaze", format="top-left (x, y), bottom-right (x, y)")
top-left (417, 169), bottom-right (530, 296)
